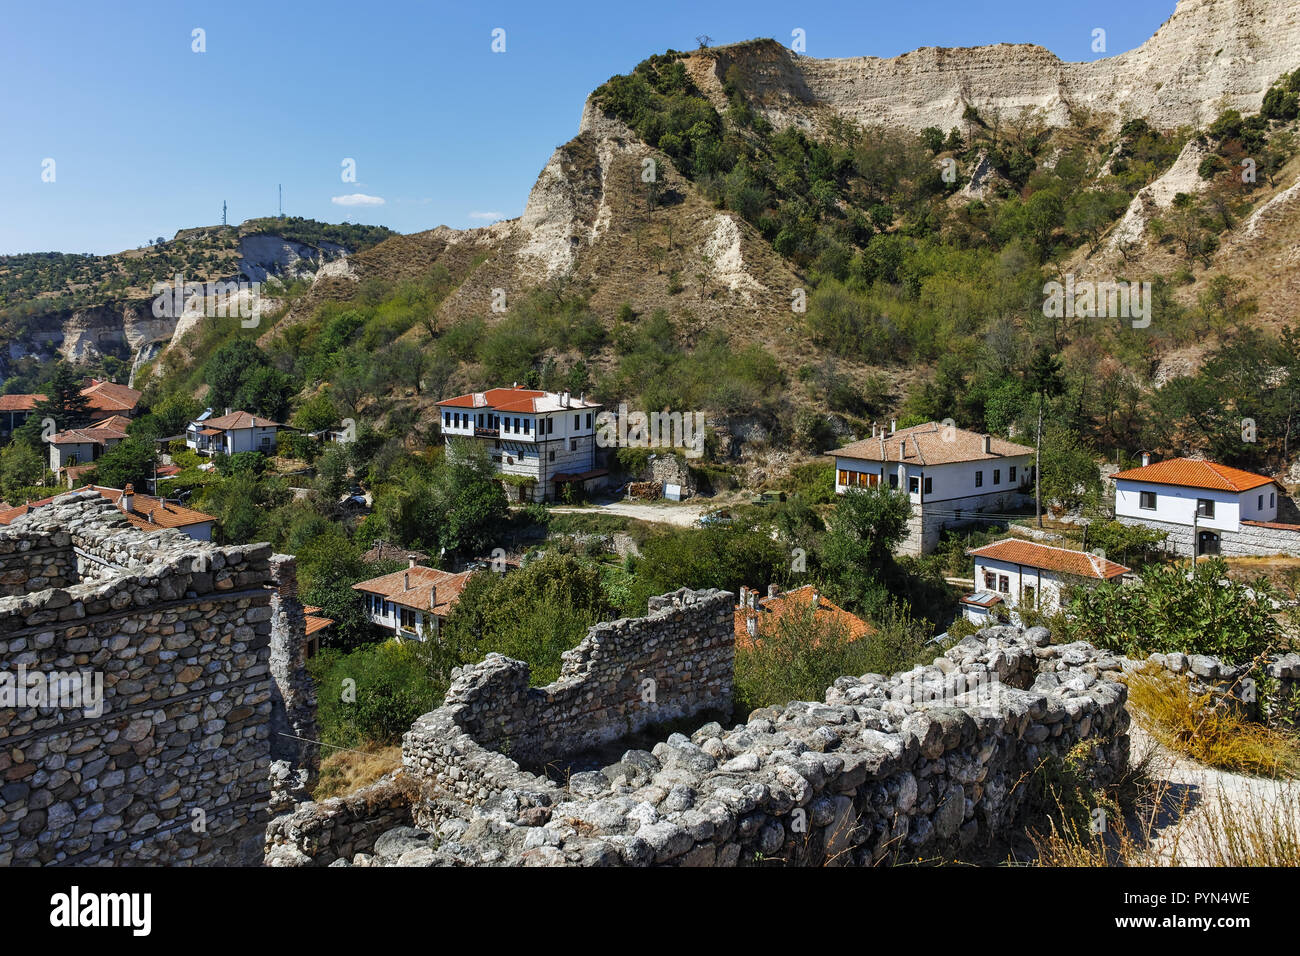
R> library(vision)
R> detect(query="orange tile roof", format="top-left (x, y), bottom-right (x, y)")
top-left (304, 614), bottom-right (333, 637)
top-left (47, 425), bottom-right (129, 445)
top-left (1112, 457), bottom-right (1276, 493)
top-left (91, 486), bottom-right (216, 531)
top-left (968, 539), bottom-right (1129, 579)
top-left (352, 566), bottom-right (475, 615)
top-left (832, 422), bottom-right (1033, 466)
top-left (90, 414), bottom-right (133, 432)
top-left (81, 379), bottom-right (141, 413)
top-left (0, 394), bottom-right (43, 412)
top-left (203, 410), bottom-right (281, 430)
top-left (733, 585), bottom-right (874, 651)
top-left (437, 386), bottom-right (600, 414)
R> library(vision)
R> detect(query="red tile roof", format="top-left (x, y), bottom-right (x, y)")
top-left (81, 379), bottom-right (141, 414)
top-left (0, 394), bottom-right (42, 412)
top-left (1112, 457), bottom-right (1276, 493)
top-left (968, 539), bottom-right (1129, 580)
top-left (833, 422), bottom-right (1033, 466)
top-left (352, 566), bottom-right (475, 616)
top-left (203, 410), bottom-right (281, 430)
top-left (734, 585), bottom-right (874, 651)
top-left (92, 485), bottom-right (215, 531)
top-left (437, 386), bottom-right (600, 414)
top-left (304, 614), bottom-right (333, 637)
top-left (0, 496), bottom-right (60, 525)
top-left (47, 425), bottom-right (129, 445)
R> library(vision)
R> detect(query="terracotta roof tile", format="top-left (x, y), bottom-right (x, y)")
top-left (734, 585), bottom-right (874, 651)
top-left (0, 394), bottom-right (43, 412)
top-left (202, 410), bottom-right (281, 430)
top-left (1112, 457), bottom-right (1275, 493)
top-left (832, 422), bottom-right (1033, 467)
top-left (968, 539), bottom-right (1129, 579)
top-left (353, 566), bottom-right (475, 615)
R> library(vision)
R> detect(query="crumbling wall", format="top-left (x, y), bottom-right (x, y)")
top-left (0, 492), bottom-right (314, 866)
top-left (260, 622), bottom-right (1129, 867)
top-left (264, 772), bottom-right (414, 866)
top-left (1130, 650), bottom-right (1300, 728)
top-left (434, 587), bottom-right (734, 770)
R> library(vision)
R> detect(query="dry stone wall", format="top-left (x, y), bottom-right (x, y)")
top-left (0, 492), bottom-right (316, 865)
top-left (267, 617), bottom-right (1131, 867)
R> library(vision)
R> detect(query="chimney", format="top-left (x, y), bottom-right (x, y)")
top-left (409, 556), bottom-right (418, 569)
top-left (811, 589), bottom-right (820, 609)
top-left (403, 571), bottom-right (410, 590)
top-left (224, 407), bottom-right (231, 416)
top-left (982, 434), bottom-right (992, 454)
top-left (746, 611), bottom-right (758, 641)
top-left (739, 586), bottom-right (749, 608)
top-left (871, 422), bottom-right (877, 438)
top-left (899, 438), bottom-right (907, 460)
top-left (890, 419), bottom-right (897, 434)
top-left (1141, 452), bottom-right (1150, 467)
top-left (429, 585), bottom-right (437, 610)
top-left (768, 583), bottom-right (779, 599)
top-left (121, 483), bottom-right (134, 513)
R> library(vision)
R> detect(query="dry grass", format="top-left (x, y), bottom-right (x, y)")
top-left (312, 744), bottom-right (403, 801)
top-left (1172, 785), bottom-right (1300, 866)
top-left (1124, 665), bottom-right (1300, 779)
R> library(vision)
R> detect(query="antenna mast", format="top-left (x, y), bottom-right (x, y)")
top-left (278, 184), bottom-right (283, 218)
top-left (221, 200), bottom-right (227, 226)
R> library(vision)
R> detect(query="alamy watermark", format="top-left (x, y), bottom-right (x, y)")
top-left (151, 273), bottom-right (263, 327)
top-left (1042, 275), bottom-right (1151, 328)
top-left (595, 404), bottom-right (706, 458)
top-left (1, 665), bottom-right (104, 718)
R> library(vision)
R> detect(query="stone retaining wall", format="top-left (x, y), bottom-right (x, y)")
top-left (1117, 515), bottom-right (1300, 558)
top-left (0, 531), bottom-right (78, 596)
top-left (0, 491), bottom-right (314, 865)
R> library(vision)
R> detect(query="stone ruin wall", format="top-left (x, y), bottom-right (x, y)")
top-left (266, 596), bottom-right (1132, 867)
top-left (0, 492), bottom-right (316, 865)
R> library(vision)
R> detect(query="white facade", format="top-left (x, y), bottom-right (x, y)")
top-left (1115, 479), bottom-right (1278, 534)
top-left (834, 454), bottom-right (1033, 504)
top-left (361, 592), bottom-right (440, 641)
top-left (966, 557), bottom-right (1067, 623)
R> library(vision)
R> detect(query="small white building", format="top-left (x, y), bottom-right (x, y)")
top-left (961, 538), bottom-right (1129, 625)
top-left (1113, 456), bottom-right (1293, 557)
top-left (186, 409), bottom-right (281, 457)
top-left (352, 562), bottom-right (475, 642)
top-left (830, 421), bottom-right (1035, 555)
top-left (436, 386), bottom-right (604, 502)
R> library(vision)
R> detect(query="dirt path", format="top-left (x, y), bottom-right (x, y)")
top-left (1127, 722), bottom-right (1300, 865)
top-left (547, 499), bottom-right (711, 527)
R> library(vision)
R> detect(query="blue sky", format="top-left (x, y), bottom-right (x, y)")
top-left (0, 0), bottom-right (1179, 255)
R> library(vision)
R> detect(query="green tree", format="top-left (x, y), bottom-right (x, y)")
top-left (34, 363), bottom-right (91, 430)
top-left (821, 485), bottom-right (911, 611)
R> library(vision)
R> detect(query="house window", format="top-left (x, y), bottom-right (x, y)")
top-left (998, 574), bottom-right (1010, 594)
top-left (574, 414), bottom-right (580, 430)
top-left (993, 468), bottom-right (1001, 485)
top-left (1196, 498), bottom-right (1215, 518)
top-left (400, 608), bottom-right (415, 629)
top-left (888, 474), bottom-right (898, 489)
top-left (523, 419), bottom-right (531, 434)
top-left (1259, 494), bottom-right (1264, 510)
top-left (547, 418), bottom-right (554, 434)
top-left (1271, 492), bottom-right (1276, 508)
top-left (838, 470), bottom-right (849, 486)
top-left (549, 451), bottom-right (555, 462)
top-left (923, 477), bottom-right (932, 495)
top-left (586, 413), bottom-right (592, 429)
top-left (975, 470), bottom-right (983, 488)
top-left (1023, 584), bottom-right (1036, 608)
top-left (1139, 491), bottom-right (1157, 510)
top-left (570, 438), bottom-right (578, 451)
top-left (983, 570), bottom-right (996, 590)
top-left (1009, 465), bottom-right (1017, 482)
top-left (443, 412), bottom-right (450, 427)
top-left (908, 476), bottom-right (919, 494)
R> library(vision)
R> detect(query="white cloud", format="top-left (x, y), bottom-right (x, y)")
top-left (332, 193), bottom-right (386, 207)
top-left (469, 210), bottom-right (504, 221)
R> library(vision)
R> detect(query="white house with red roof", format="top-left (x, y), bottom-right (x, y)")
top-left (45, 415), bottom-right (131, 472)
top-left (1112, 455), bottom-right (1294, 557)
top-left (436, 385), bottom-right (603, 502)
top-left (185, 409), bottom-right (282, 456)
top-left (961, 538), bottom-right (1129, 625)
top-left (830, 421), bottom-right (1036, 555)
top-left (352, 560), bottom-right (476, 641)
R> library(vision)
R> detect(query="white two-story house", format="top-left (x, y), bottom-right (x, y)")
top-left (830, 422), bottom-right (1035, 555)
top-left (961, 538), bottom-right (1129, 625)
top-left (1112, 456), bottom-right (1294, 557)
top-left (186, 409), bottom-right (282, 457)
top-left (352, 561), bottom-right (475, 642)
top-left (436, 385), bottom-right (603, 502)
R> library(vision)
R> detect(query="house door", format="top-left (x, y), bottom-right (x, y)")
top-left (1197, 531), bottom-right (1221, 556)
